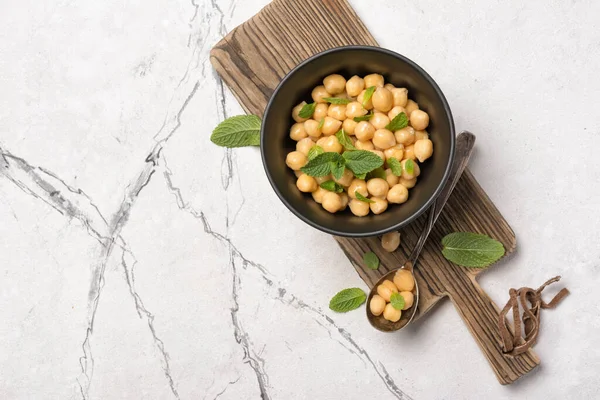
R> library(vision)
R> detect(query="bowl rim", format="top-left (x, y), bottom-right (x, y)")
top-left (261, 45), bottom-right (455, 238)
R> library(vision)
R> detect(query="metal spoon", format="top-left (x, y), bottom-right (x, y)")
top-left (367, 131), bottom-right (476, 332)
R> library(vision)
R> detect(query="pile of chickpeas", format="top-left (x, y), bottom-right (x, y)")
top-left (285, 73), bottom-right (434, 216)
top-left (369, 269), bottom-right (415, 322)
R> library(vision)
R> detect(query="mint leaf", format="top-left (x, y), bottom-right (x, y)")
top-left (298, 102), bottom-right (317, 118)
top-left (335, 129), bottom-right (356, 151)
top-left (343, 150), bottom-right (384, 175)
top-left (307, 145), bottom-right (324, 161)
top-left (441, 232), bottom-right (505, 268)
top-left (388, 157), bottom-right (402, 176)
top-left (385, 112), bottom-right (409, 131)
top-left (330, 160), bottom-right (345, 180)
top-left (355, 172), bottom-right (367, 179)
top-left (211, 115), bottom-right (261, 148)
top-left (320, 180), bottom-right (344, 193)
top-left (405, 159), bottom-right (415, 175)
top-left (353, 112), bottom-right (373, 122)
top-left (355, 191), bottom-right (374, 203)
top-left (390, 292), bottom-right (405, 310)
top-left (318, 118), bottom-right (325, 129)
top-left (362, 86), bottom-right (376, 107)
top-left (300, 152), bottom-right (342, 177)
top-left (367, 167), bottom-right (386, 180)
top-left (323, 97), bottom-right (352, 105)
top-left (329, 288), bottom-right (366, 313)
top-left (363, 251), bottom-right (379, 270)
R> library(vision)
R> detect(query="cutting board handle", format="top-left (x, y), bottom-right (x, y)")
top-left (445, 272), bottom-right (540, 384)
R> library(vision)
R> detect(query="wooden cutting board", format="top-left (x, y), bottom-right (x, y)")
top-left (210, 0), bottom-right (539, 385)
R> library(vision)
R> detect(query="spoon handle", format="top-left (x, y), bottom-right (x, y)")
top-left (408, 131), bottom-right (476, 264)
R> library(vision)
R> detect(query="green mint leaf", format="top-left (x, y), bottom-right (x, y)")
top-left (353, 112), bottom-right (373, 122)
top-left (307, 145), bottom-right (324, 161)
top-left (385, 112), bottom-right (409, 131)
top-left (329, 288), bottom-right (367, 313)
top-left (335, 129), bottom-right (356, 150)
top-left (390, 292), bottom-right (405, 310)
top-left (210, 115), bottom-right (261, 148)
top-left (323, 97), bottom-right (352, 105)
top-left (355, 172), bottom-right (367, 179)
top-left (355, 191), bottom-right (374, 203)
top-left (300, 152), bottom-right (342, 177)
top-left (343, 150), bottom-right (384, 175)
top-left (363, 251), bottom-right (379, 270)
top-left (330, 160), bottom-right (346, 180)
top-left (298, 102), bottom-right (317, 119)
top-left (362, 86), bottom-right (376, 107)
top-left (441, 232), bottom-right (506, 268)
top-left (405, 159), bottom-right (415, 175)
top-left (318, 118), bottom-right (325, 129)
top-left (388, 157), bottom-right (402, 176)
top-left (320, 180), bottom-right (344, 193)
top-left (367, 167), bottom-right (386, 180)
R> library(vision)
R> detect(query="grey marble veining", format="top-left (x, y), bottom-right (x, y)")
top-left (1, 0), bottom-right (599, 399)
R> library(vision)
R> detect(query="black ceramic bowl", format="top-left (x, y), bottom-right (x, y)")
top-left (261, 46), bottom-right (455, 237)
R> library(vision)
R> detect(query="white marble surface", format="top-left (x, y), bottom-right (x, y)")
top-left (1, 0), bottom-right (599, 399)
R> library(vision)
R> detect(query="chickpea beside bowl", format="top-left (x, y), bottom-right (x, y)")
top-left (285, 73), bottom-right (434, 217)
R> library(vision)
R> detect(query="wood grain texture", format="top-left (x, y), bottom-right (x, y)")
top-left (210, 0), bottom-right (539, 384)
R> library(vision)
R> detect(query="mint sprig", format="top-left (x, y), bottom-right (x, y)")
top-left (353, 112), bottom-right (373, 122)
top-left (323, 97), bottom-right (352, 105)
top-left (390, 293), bottom-right (405, 310)
top-left (388, 157), bottom-right (402, 176)
top-left (343, 150), bottom-right (384, 175)
top-left (320, 180), bottom-right (344, 193)
top-left (367, 167), bottom-right (386, 180)
top-left (211, 115), bottom-right (261, 148)
top-left (298, 102), bottom-right (317, 119)
top-left (307, 145), bottom-right (324, 161)
top-left (362, 86), bottom-right (376, 107)
top-left (405, 159), bottom-right (415, 175)
top-left (363, 251), bottom-right (379, 270)
top-left (385, 112), bottom-right (409, 131)
top-left (318, 118), bottom-right (325, 129)
top-left (335, 129), bottom-right (356, 151)
top-left (329, 288), bottom-right (367, 313)
top-left (355, 191), bottom-right (374, 203)
top-left (300, 152), bottom-right (342, 177)
top-left (441, 232), bottom-right (505, 268)
top-left (330, 160), bottom-right (345, 180)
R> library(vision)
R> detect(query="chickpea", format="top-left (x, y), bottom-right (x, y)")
top-left (339, 192), bottom-right (349, 210)
top-left (304, 119), bottom-right (322, 138)
top-left (345, 101), bottom-right (367, 119)
top-left (377, 279), bottom-right (398, 302)
top-left (410, 109), bottom-right (429, 130)
top-left (364, 73), bottom-right (384, 88)
top-left (368, 149), bottom-right (385, 162)
top-left (346, 75), bottom-right (365, 97)
top-left (414, 139), bottom-right (434, 162)
top-left (387, 184), bottom-right (409, 204)
top-left (381, 231), bottom-right (401, 252)
top-left (322, 192), bottom-right (343, 213)
top-left (323, 74), bottom-right (346, 95)
top-left (372, 129), bottom-right (396, 150)
top-left (333, 168), bottom-right (354, 187)
top-left (328, 104), bottom-right (347, 121)
top-left (369, 295), bottom-right (386, 316)
top-left (370, 197), bottom-right (388, 214)
top-left (399, 291), bottom-right (414, 310)
top-left (405, 99), bottom-right (419, 116)
top-left (348, 179), bottom-right (368, 199)
top-left (371, 113), bottom-right (390, 130)
top-left (399, 177), bottom-right (417, 189)
top-left (388, 106), bottom-right (407, 121)
top-left (391, 88), bottom-right (408, 107)
top-left (349, 198), bottom-right (370, 217)
top-left (393, 269), bottom-right (415, 292)
top-left (289, 122), bottom-right (308, 141)
top-left (296, 137), bottom-right (315, 156)
top-left (367, 178), bottom-right (389, 198)
top-left (385, 168), bottom-right (399, 187)
top-left (319, 135), bottom-right (343, 153)
top-left (401, 159), bottom-right (420, 179)
top-left (321, 117), bottom-right (342, 136)
top-left (354, 121), bottom-right (375, 141)
top-left (342, 119), bottom-right (357, 135)
top-left (313, 103), bottom-right (329, 121)
top-left (296, 174), bottom-right (317, 192)
top-left (355, 140), bottom-right (374, 150)
top-left (383, 303), bottom-right (402, 322)
top-left (311, 187), bottom-right (328, 203)
top-left (372, 87), bottom-right (394, 112)
top-left (394, 126), bottom-right (415, 146)
top-left (292, 101), bottom-right (309, 122)
top-left (403, 144), bottom-right (416, 160)
top-left (286, 151), bottom-right (307, 170)
top-left (415, 130), bottom-right (429, 141)
top-left (384, 144), bottom-right (404, 161)
top-left (357, 89), bottom-right (374, 110)
top-left (311, 85), bottom-right (331, 103)
top-left (384, 83), bottom-right (395, 91)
